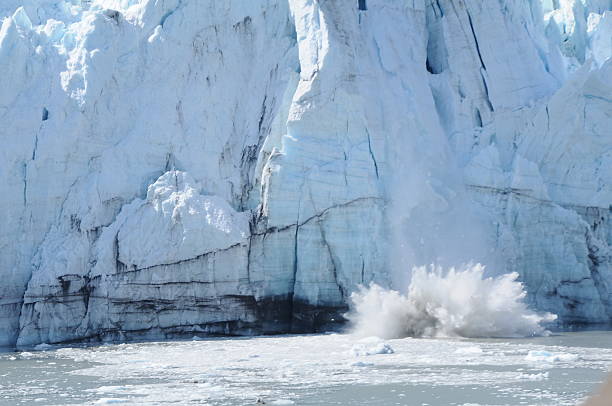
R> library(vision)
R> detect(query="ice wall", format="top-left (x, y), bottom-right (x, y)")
top-left (0, 0), bottom-right (610, 346)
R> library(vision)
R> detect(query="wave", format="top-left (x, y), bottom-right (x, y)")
top-left (347, 264), bottom-right (557, 339)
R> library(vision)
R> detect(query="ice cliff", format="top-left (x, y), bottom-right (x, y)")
top-left (0, 0), bottom-right (610, 347)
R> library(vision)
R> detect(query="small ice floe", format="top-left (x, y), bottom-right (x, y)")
top-left (256, 398), bottom-right (295, 405)
top-left (525, 350), bottom-right (579, 363)
top-left (350, 337), bottom-right (394, 356)
top-left (454, 346), bottom-right (483, 355)
top-left (516, 371), bottom-right (549, 381)
top-left (93, 399), bottom-right (129, 404)
top-left (350, 361), bottom-right (375, 367)
top-left (33, 343), bottom-right (53, 351)
top-left (270, 400), bottom-right (295, 405)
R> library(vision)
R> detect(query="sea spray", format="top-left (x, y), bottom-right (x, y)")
top-left (347, 264), bottom-right (557, 339)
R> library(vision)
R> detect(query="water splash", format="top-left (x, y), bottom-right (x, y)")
top-left (347, 264), bottom-right (557, 339)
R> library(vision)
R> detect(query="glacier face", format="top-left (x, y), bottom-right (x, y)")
top-left (0, 0), bottom-right (610, 346)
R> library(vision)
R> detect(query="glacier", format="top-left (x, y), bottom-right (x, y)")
top-left (0, 0), bottom-right (610, 347)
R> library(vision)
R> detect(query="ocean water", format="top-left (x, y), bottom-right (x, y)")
top-left (1, 331), bottom-right (611, 405)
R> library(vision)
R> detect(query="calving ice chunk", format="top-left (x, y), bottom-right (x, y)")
top-left (0, 0), bottom-right (610, 346)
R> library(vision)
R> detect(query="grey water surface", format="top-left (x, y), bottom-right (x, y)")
top-left (1, 331), bottom-right (611, 406)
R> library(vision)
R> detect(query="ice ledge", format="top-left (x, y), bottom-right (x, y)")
top-left (116, 170), bottom-right (250, 270)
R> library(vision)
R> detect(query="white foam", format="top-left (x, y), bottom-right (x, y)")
top-left (347, 264), bottom-right (557, 339)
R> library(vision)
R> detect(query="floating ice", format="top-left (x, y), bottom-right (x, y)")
top-left (350, 361), bottom-right (374, 367)
top-left (350, 337), bottom-right (395, 356)
top-left (454, 346), bottom-right (484, 355)
top-left (516, 371), bottom-right (550, 381)
top-left (2, 332), bottom-right (610, 405)
top-left (347, 264), bottom-right (557, 339)
top-left (525, 350), bottom-right (579, 363)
